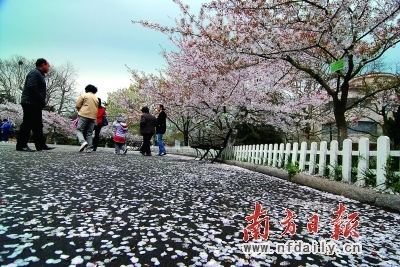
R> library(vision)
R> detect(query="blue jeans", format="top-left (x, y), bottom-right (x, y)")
top-left (76, 116), bottom-right (96, 148)
top-left (157, 133), bottom-right (166, 154)
top-left (114, 142), bottom-right (126, 154)
top-left (2, 130), bottom-right (10, 141)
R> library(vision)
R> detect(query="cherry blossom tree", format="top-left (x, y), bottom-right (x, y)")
top-left (137, 0), bottom-right (400, 144)
top-left (0, 102), bottom-right (23, 126)
top-left (134, 12), bottom-right (329, 144)
top-left (0, 101), bottom-right (76, 143)
top-left (129, 68), bottom-right (206, 145)
top-left (106, 84), bottom-right (147, 126)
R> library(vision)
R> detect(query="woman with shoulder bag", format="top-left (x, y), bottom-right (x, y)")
top-left (92, 98), bottom-right (107, 151)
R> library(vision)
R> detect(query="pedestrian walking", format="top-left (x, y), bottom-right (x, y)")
top-left (92, 98), bottom-right (107, 151)
top-left (1, 119), bottom-right (12, 142)
top-left (113, 117), bottom-right (128, 155)
top-left (16, 58), bottom-right (55, 152)
top-left (156, 104), bottom-right (167, 156)
top-left (75, 84), bottom-right (99, 153)
top-left (139, 106), bottom-right (157, 156)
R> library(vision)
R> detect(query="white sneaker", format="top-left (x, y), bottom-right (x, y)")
top-left (79, 141), bottom-right (88, 152)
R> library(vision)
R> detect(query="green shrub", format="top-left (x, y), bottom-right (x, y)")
top-left (284, 161), bottom-right (301, 180)
top-left (384, 156), bottom-right (400, 193)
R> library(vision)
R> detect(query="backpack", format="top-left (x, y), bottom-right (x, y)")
top-left (102, 114), bottom-right (109, 126)
top-left (97, 107), bottom-right (108, 126)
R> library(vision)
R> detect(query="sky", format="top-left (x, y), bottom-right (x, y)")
top-left (0, 0), bottom-right (205, 101)
top-left (1, 0), bottom-right (400, 102)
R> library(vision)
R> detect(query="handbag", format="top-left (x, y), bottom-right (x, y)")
top-left (102, 115), bottom-right (109, 126)
top-left (73, 117), bottom-right (78, 127)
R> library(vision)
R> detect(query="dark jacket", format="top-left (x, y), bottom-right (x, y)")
top-left (20, 68), bottom-right (47, 108)
top-left (156, 110), bottom-right (167, 134)
top-left (140, 112), bottom-right (157, 135)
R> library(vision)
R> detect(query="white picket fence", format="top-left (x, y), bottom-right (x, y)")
top-left (221, 136), bottom-right (400, 190)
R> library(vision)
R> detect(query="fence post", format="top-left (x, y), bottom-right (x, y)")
top-left (342, 139), bottom-right (352, 183)
top-left (246, 145), bottom-right (250, 162)
top-left (272, 144), bottom-right (279, 167)
top-left (299, 142), bottom-right (307, 171)
top-left (258, 144), bottom-right (263, 165)
top-left (292, 142), bottom-right (299, 164)
top-left (284, 143), bottom-right (291, 167)
top-left (268, 144), bottom-right (273, 166)
top-left (319, 141), bottom-right (328, 176)
top-left (376, 136), bottom-right (390, 190)
top-left (250, 144), bottom-right (255, 164)
top-left (329, 140), bottom-right (339, 180)
top-left (278, 143), bottom-right (285, 168)
top-left (255, 144), bottom-right (259, 164)
top-left (356, 137), bottom-right (369, 187)
top-left (254, 144), bottom-right (258, 164)
top-left (249, 145), bottom-right (252, 163)
top-left (263, 144), bottom-right (268, 165)
top-left (309, 142), bottom-right (317, 175)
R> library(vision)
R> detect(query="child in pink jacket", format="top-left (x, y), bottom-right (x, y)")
top-left (112, 117), bottom-right (128, 154)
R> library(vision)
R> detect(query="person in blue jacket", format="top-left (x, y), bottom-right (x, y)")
top-left (1, 119), bottom-right (12, 142)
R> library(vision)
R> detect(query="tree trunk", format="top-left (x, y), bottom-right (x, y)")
top-left (331, 76), bottom-right (350, 146)
top-left (332, 96), bottom-right (348, 146)
top-left (183, 131), bottom-right (189, 146)
top-left (333, 105), bottom-right (348, 146)
top-left (183, 120), bottom-right (190, 146)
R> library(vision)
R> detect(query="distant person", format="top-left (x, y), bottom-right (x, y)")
top-left (113, 117), bottom-right (128, 155)
top-left (139, 106), bottom-right (157, 156)
top-left (75, 84), bottom-right (99, 152)
top-left (156, 104), bottom-right (167, 156)
top-left (16, 58), bottom-right (55, 152)
top-left (1, 119), bottom-right (12, 142)
top-left (92, 98), bottom-right (107, 151)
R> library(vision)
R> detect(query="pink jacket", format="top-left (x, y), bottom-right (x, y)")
top-left (113, 121), bottom-right (128, 143)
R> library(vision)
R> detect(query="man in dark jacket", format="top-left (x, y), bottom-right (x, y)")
top-left (139, 106), bottom-right (157, 156)
top-left (16, 58), bottom-right (55, 152)
top-left (156, 104), bottom-right (167, 156)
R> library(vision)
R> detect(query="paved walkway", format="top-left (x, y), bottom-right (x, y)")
top-left (0, 143), bottom-right (399, 267)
